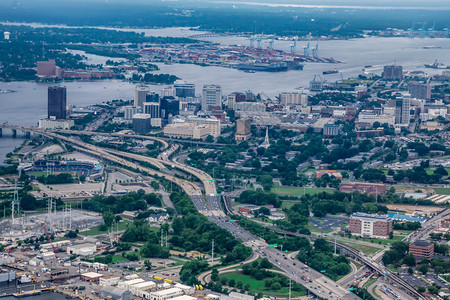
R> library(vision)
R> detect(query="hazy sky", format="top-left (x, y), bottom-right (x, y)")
top-left (206, 0), bottom-right (450, 8)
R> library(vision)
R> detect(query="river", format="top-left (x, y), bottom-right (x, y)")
top-left (0, 293), bottom-right (66, 300)
top-left (0, 23), bottom-right (449, 163)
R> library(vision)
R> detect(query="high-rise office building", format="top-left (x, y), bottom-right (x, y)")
top-left (174, 81), bottom-right (195, 98)
top-left (161, 87), bottom-right (175, 98)
top-left (235, 118), bottom-right (252, 141)
top-left (132, 114), bottom-right (152, 133)
top-left (395, 97), bottom-right (410, 125)
top-left (383, 65), bottom-right (403, 80)
top-left (408, 81), bottom-right (431, 100)
top-left (48, 85), bottom-right (67, 120)
top-left (145, 92), bottom-right (160, 103)
top-left (124, 106), bottom-right (142, 120)
top-left (227, 92), bottom-right (246, 110)
top-left (134, 85), bottom-right (149, 108)
top-left (144, 102), bottom-right (161, 118)
top-left (202, 84), bottom-right (222, 111)
top-left (161, 97), bottom-right (180, 120)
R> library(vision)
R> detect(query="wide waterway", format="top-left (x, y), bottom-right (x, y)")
top-left (0, 24), bottom-right (449, 162)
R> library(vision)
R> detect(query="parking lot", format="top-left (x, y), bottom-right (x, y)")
top-left (425, 273), bottom-right (449, 290)
top-left (398, 273), bottom-right (428, 288)
top-left (309, 216), bottom-right (348, 231)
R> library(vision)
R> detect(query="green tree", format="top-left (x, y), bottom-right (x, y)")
top-left (403, 254), bottom-right (416, 267)
top-left (211, 269), bottom-right (219, 282)
top-left (417, 264), bottom-right (428, 275)
top-left (103, 211), bottom-right (115, 227)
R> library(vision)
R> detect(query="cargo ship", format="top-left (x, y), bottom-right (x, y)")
top-left (322, 69), bottom-right (338, 75)
top-left (236, 62), bottom-right (303, 72)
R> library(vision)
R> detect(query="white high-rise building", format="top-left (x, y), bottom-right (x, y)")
top-left (134, 86), bottom-right (149, 108)
top-left (124, 106), bottom-right (142, 120)
top-left (161, 87), bottom-right (175, 98)
top-left (202, 84), bottom-right (222, 111)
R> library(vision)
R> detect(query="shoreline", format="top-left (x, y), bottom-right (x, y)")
top-left (3, 20), bottom-right (449, 41)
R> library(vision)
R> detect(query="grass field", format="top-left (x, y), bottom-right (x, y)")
top-left (271, 184), bottom-right (332, 196)
top-left (220, 272), bottom-right (306, 297)
top-left (306, 224), bottom-right (333, 234)
top-left (346, 235), bottom-right (404, 245)
top-left (112, 255), bottom-right (129, 263)
top-left (281, 201), bottom-right (296, 209)
top-left (434, 188), bottom-right (450, 195)
top-left (339, 241), bottom-right (381, 256)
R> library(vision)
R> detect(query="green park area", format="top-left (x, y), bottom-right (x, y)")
top-left (220, 272), bottom-right (306, 297)
top-left (271, 184), bottom-right (332, 196)
top-left (338, 241), bottom-right (381, 256)
top-left (80, 220), bottom-right (133, 236)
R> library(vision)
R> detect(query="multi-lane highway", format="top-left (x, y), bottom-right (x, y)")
top-left (29, 128), bottom-right (357, 299)
top-left (11, 125), bottom-right (429, 299)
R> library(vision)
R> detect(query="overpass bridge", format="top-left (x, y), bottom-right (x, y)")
top-left (269, 228), bottom-right (425, 300)
top-left (0, 124), bottom-right (426, 298)
top-left (13, 127), bottom-right (356, 299)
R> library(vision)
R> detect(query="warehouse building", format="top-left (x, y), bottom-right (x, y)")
top-left (101, 286), bottom-right (132, 300)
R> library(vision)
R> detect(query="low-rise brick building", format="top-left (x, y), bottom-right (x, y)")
top-left (409, 240), bottom-right (434, 258)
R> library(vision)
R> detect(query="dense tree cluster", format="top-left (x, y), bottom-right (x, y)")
top-left (0, 164), bottom-right (18, 176)
top-left (296, 238), bottom-right (351, 281)
top-left (236, 190), bottom-right (281, 208)
top-left (237, 217), bottom-right (310, 250)
top-left (382, 242), bottom-right (410, 266)
top-left (180, 260), bottom-right (210, 285)
top-left (392, 221), bottom-right (421, 231)
top-left (392, 165), bottom-right (448, 184)
top-left (82, 189), bottom-right (161, 213)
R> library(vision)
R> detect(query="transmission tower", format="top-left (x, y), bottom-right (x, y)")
top-left (47, 196), bottom-right (54, 230)
top-left (11, 179), bottom-right (20, 225)
top-left (66, 203), bottom-right (72, 231)
top-left (211, 239), bottom-right (215, 263)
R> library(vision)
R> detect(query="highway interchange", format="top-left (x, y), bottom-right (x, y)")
top-left (4, 124), bottom-right (445, 299)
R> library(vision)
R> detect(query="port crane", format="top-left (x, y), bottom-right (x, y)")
top-left (303, 42), bottom-right (310, 56)
top-left (290, 37), bottom-right (297, 53)
top-left (418, 22), bottom-right (427, 38)
top-left (428, 22), bottom-right (436, 37)
top-left (249, 36), bottom-right (255, 48)
top-left (407, 22), bottom-right (416, 37)
top-left (312, 42), bottom-right (319, 58)
top-left (268, 38), bottom-right (274, 50)
top-left (256, 36), bottom-right (262, 49)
